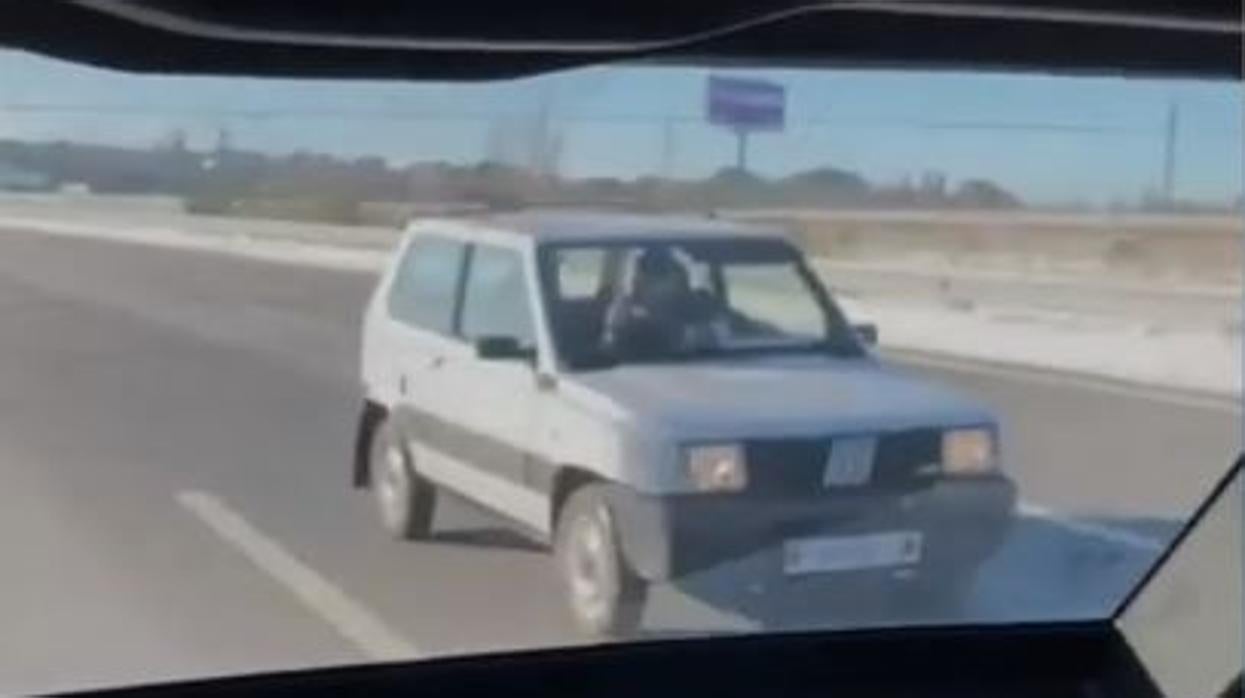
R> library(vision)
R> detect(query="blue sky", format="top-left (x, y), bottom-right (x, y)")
top-left (0, 48), bottom-right (1240, 206)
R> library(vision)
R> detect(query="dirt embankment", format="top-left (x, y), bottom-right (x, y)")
top-left (742, 210), bottom-right (1242, 287)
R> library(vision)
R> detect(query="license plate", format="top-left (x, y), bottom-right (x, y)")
top-left (783, 531), bottom-right (923, 575)
top-left (823, 435), bottom-right (877, 487)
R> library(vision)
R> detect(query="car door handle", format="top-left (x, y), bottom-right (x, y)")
top-left (427, 355), bottom-right (445, 369)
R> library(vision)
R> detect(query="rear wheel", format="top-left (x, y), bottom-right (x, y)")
top-left (554, 484), bottom-right (648, 638)
top-left (369, 418), bottom-right (436, 540)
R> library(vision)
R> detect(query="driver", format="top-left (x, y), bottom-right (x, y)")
top-left (601, 248), bottom-right (721, 359)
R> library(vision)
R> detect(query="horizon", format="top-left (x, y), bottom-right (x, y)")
top-left (0, 48), bottom-right (1240, 208)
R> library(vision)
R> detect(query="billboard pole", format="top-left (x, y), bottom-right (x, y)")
top-left (735, 130), bottom-right (749, 172)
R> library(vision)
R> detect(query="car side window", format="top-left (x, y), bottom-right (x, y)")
top-left (388, 234), bottom-right (467, 335)
top-left (460, 244), bottom-right (536, 348)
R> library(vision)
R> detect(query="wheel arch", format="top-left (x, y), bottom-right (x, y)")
top-left (549, 464), bottom-right (604, 533)
top-left (352, 399), bottom-right (388, 488)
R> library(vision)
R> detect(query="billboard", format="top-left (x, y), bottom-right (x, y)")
top-left (705, 75), bottom-right (786, 132)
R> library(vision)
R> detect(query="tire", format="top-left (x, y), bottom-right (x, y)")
top-left (368, 417), bottom-right (436, 540)
top-left (554, 484), bottom-right (649, 638)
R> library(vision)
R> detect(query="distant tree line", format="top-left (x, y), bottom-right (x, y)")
top-left (0, 139), bottom-right (1026, 223)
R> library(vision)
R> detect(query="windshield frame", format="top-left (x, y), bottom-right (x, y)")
top-left (535, 234), bottom-right (865, 371)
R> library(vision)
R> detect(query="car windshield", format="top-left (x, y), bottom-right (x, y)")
top-left (541, 237), bottom-right (864, 367)
top-left (0, 44), bottom-right (1239, 694)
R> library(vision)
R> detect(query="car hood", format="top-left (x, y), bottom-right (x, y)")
top-left (567, 355), bottom-right (994, 440)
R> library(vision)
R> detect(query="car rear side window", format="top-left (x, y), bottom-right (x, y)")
top-left (460, 244), bottom-right (536, 348)
top-left (388, 234), bottom-right (467, 335)
top-left (555, 248), bottom-right (608, 300)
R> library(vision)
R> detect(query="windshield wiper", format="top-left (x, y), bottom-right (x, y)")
top-left (570, 338), bottom-right (861, 371)
top-left (682, 340), bottom-right (850, 360)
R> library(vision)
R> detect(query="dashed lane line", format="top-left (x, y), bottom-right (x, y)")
top-left (177, 489), bottom-right (421, 662)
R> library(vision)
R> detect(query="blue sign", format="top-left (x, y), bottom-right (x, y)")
top-left (706, 75), bottom-right (786, 132)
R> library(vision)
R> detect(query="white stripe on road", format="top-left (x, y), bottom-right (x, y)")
top-left (0, 217), bottom-right (387, 272)
top-left (1019, 500), bottom-right (1166, 552)
top-left (176, 490), bottom-right (420, 661)
top-left (892, 350), bottom-right (1241, 414)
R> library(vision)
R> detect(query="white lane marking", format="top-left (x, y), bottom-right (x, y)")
top-left (1019, 500), bottom-right (1166, 552)
top-left (176, 490), bottom-right (420, 661)
top-left (892, 350), bottom-right (1241, 414)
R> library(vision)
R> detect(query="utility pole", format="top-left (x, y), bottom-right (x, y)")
top-left (1161, 101), bottom-right (1178, 206)
top-left (658, 117), bottom-right (676, 179)
top-left (214, 125), bottom-right (232, 156)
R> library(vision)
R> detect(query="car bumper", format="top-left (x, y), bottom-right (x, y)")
top-left (606, 476), bottom-right (1016, 582)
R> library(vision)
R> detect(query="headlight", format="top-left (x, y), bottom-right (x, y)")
top-left (685, 443), bottom-right (747, 492)
top-left (942, 428), bottom-right (997, 475)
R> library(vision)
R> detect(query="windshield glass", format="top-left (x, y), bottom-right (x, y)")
top-left (541, 238), bottom-right (863, 367)
top-left (0, 45), bottom-right (1238, 694)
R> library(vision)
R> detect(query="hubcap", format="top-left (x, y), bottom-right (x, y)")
top-left (375, 441), bottom-right (410, 530)
top-left (567, 507), bottom-right (612, 625)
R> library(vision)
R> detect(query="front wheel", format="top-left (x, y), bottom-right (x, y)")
top-left (369, 418), bottom-right (436, 540)
top-left (554, 485), bottom-right (649, 638)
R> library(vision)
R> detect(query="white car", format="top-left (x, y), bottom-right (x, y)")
top-left (353, 212), bottom-right (1015, 636)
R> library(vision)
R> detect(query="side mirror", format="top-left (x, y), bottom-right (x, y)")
top-left (474, 336), bottom-right (536, 362)
top-left (853, 323), bottom-right (878, 346)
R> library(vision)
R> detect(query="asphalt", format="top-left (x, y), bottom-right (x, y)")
top-left (0, 229), bottom-right (1236, 693)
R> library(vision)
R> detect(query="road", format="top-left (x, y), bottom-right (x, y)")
top-left (0, 228), bottom-right (1236, 693)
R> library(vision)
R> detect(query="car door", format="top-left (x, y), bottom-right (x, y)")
top-left (381, 233), bottom-right (470, 457)
top-left (427, 241), bottom-right (549, 533)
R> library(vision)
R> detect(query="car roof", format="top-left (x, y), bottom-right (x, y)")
top-left (409, 210), bottom-right (792, 247)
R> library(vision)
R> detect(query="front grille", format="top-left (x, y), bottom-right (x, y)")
top-left (874, 429), bottom-right (942, 488)
top-left (742, 439), bottom-right (828, 496)
top-left (744, 429), bottom-right (941, 497)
